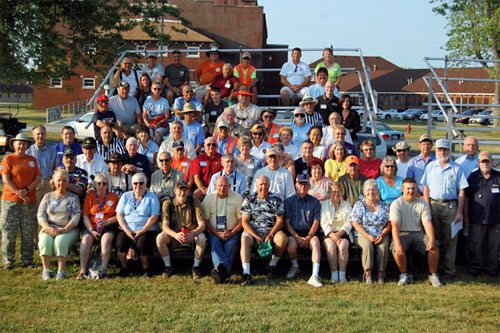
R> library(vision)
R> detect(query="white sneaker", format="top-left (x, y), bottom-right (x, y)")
top-left (307, 275), bottom-right (323, 288)
top-left (398, 273), bottom-right (410, 286)
top-left (286, 265), bottom-right (300, 279)
top-left (55, 269), bottom-right (67, 281)
top-left (42, 269), bottom-right (52, 281)
top-left (429, 273), bottom-right (443, 287)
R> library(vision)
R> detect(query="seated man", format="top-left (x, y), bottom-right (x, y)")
top-left (110, 57), bottom-right (140, 92)
top-left (158, 121), bottom-right (196, 160)
top-left (91, 94), bottom-right (122, 139)
top-left (142, 52), bottom-right (164, 83)
top-left (390, 177), bottom-right (443, 287)
top-left (194, 46), bottom-right (225, 101)
top-left (299, 96), bottom-right (323, 127)
top-left (156, 180), bottom-right (206, 279)
top-left (191, 137), bottom-right (223, 202)
top-left (173, 85), bottom-right (203, 121)
top-left (217, 107), bottom-right (247, 138)
top-left (289, 107), bottom-right (312, 147)
top-left (207, 153), bottom-right (246, 196)
top-left (203, 176), bottom-right (244, 284)
top-left (96, 125), bottom-right (126, 161)
top-left (76, 137), bottom-right (109, 181)
top-left (150, 151), bottom-right (184, 203)
top-left (305, 67), bottom-right (328, 100)
top-left (108, 81), bottom-right (142, 137)
top-left (105, 153), bottom-right (131, 198)
top-left (121, 137), bottom-right (152, 180)
top-left (55, 148), bottom-right (88, 199)
top-left (204, 63), bottom-right (239, 105)
top-left (284, 174), bottom-right (322, 287)
top-left (164, 50), bottom-right (190, 105)
top-left (55, 126), bottom-right (82, 166)
top-left (204, 87), bottom-right (228, 137)
top-left (240, 175), bottom-right (288, 285)
top-left (234, 51), bottom-right (258, 104)
top-left (252, 149), bottom-right (295, 200)
top-left (233, 86), bottom-right (260, 129)
top-left (279, 47), bottom-right (311, 106)
top-left (170, 140), bottom-right (194, 188)
top-left (215, 121), bottom-right (239, 155)
top-left (316, 80), bottom-right (340, 126)
top-left (180, 103), bottom-right (205, 154)
top-left (338, 156), bottom-right (368, 207)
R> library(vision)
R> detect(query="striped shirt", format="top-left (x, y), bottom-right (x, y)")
top-left (293, 111), bottom-right (323, 127)
top-left (96, 137), bottom-right (126, 161)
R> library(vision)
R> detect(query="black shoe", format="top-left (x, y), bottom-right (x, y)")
top-left (23, 263), bottom-right (34, 269)
top-left (217, 263), bottom-right (231, 280)
top-left (119, 267), bottom-right (129, 277)
top-left (162, 266), bottom-right (173, 277)
top-left (143, 268), bottom-right (154, 278)
top-left (211, 268), bottom-right (224, 284)
top-left (267, 264), bottom-right (278, 279)
top-left (240, 273), bottom-right (253, 286)
top-left (192, 266), bottom-right (201, 280)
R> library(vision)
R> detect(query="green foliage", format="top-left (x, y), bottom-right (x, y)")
top-left (0, 0), bottom-right (189, 86)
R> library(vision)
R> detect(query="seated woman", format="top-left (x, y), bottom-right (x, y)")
top-left (249, 123), bottom-right (271, 162)
top-left (142, 81), bottom-right (170, 146)
top-left (308, 125), bottom-right (326, 162)
top-left (308, 159), bottom-right (330, 202)
top-left (340, 94), bottom-right (360, 142)
top-left (324, 142), bottom-right (347, 182)
top-left (77, 173), bottom-right (119, 280)
top-left (235, 136), bottom-right (263, 194)
top-left (133, 73), bottom-right (152, 109)
top-left (279, 126), bottom-right (299, 160)
top-left (320, 182), bottom-right (353, 282)
top-left (376, 156), bottom-right (403, 204)
top-left (37, 169), bottom-right (81, 281)
top-left (115, 173), bottom-right (161, 277)
top-left (135, 124), bottom-right (159, 169)
top-left (260, 109), bottom-right (281, 144)
top-left (358, 140), bottom-right (382, 179)
top-left (351, 179), bottom-right (391, 284)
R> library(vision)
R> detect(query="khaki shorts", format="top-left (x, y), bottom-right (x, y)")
top-left (391, 231), bottom-right (430, 255)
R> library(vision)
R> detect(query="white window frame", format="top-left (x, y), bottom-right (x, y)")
top-left (159, 45), bottom-right (168, 58)
top-left (136, 45), bottom-right (146, 51)
top-left (49, 77), bottom-right (63, 88)
top-left (186, 46), bottom-right (200, 58)
top-left (82, 78), bottom-right (96, 89)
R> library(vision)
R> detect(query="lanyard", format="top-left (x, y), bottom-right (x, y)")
top-left (133, 192), bottom-right (146, 210)
top-left (95, 191), bottom-right (108, 212)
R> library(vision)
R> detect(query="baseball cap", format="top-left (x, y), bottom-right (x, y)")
top-left (345, 155), bottom-right (359, 165)
top-left (296, 173), bottom-right (310, 183)
top-left (435, 139), bottom-right (450, 149)
top-left (265, 148), bottom-right (278, 157)
top-left (478, 151), bottom-right (492, 162)
top-left (393, 141), bottom-right (410, 152)
top-left (97, 94), bottom-right (109, 102)
top-left (175, 180), bottom-right (189, 189)
top-left (172, 50), bottom-right (181, 55)
top-left (119, 80), bottom-right (130, 88)
top-left (242, 51), bottom-right (251, 59)
top-left (63, 148), bottom-right (76, 157)
top-left (82, 137), bottom-right (97, 149)
top-left (217, 120), bottom-right (229, 129)
top-left (419, 134), bottom-right (432, 143)
top-left (172, 140), bottom-right (184, 149)
top-left (106, 152), bottom-right (124, 163)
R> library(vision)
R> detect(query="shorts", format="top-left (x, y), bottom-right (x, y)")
top-left (242, 230), bottom-right (271, 247)
top-left (390, 231), bottom-right (430, 255)
top-left (280, 86), bottom-right (309, 99)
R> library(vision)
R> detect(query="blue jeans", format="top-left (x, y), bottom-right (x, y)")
top-left (208, 232), bottom-right (241, 271)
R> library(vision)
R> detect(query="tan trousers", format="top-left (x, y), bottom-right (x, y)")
top-left (355, 235), bottom-right (390, 274)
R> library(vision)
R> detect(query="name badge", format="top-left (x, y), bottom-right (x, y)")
top-left (200, 161), bottom-right (207, 167)
top-left (246, 119), bottom-right (253, 124)
top-left (154, 187), bottom-right (162, 193)
top-left (179, 71), bottom-right (184, 76)
top-left (216, 67), bottom-right (221, 72)
top-left (181, 162), bottom-right (188, 166)
top-left (216, 216), bottom-right (227, 231)
top-left (248, 164), bottom-right (255, 169)
top-left (272, 133), bottom-right (279, 138)
top-left (492, 188), bottom-right (499, 193)
top-left (320, 104), bottom-right (327, 109)
top-left (210, 111), bottom-right (217, 115)
top-left (224, 81), bottom-right (231, 88)
top-left (95, 213), bottom-right (104, 220)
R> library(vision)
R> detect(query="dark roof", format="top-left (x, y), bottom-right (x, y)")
top-left (310, 55), bottom-right (400, 72)
top-left (0, 83), bottom-right (33, 93)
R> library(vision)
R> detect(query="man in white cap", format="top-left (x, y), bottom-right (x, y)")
top-left (251, 148), bottom-right (295, 200)
top-left (421, 138), bottom-right (468, 279)
top-left (280, 47), bottom-right (311, 106)
top-left (406, 134), bottom-right (436, 195)
top-left (393, 141), bottom-right (411, 179)
top-left (297, 96), bottom-right (323, 127)
top-left (234, 51), bottom-right (258, 104)
top-left (142, 52), bottom-right (164, 83)
top-left (215, 120), bottom-right (239, 155)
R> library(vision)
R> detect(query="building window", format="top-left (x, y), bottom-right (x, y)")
top-left (49, 77), bottom-right (63, 88)
top-left (83, 78), bottom-right (96, 89)
top-left (158, 45), bottom-right (168, 58)
top-left (136, 45), bottom-right (146, 51)
top-left (187, 46), bottom-right (200, 58)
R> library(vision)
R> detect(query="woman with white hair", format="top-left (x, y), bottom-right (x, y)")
top-left (376, 155), bottom-right (403, 204)
top-left (115, 173), bottom-right (161, 277)
top-left (351, 179), bottom-right (391, 284)
top-left (77, 173), bottom-right (119, 280)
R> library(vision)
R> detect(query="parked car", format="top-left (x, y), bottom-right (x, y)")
top-left (456, 109), bottom-right (483, 124)
top-left (420, 110), bottom-right (446, 122)
top-left (375, 122), bottom-right (404, 153)
top-left (401, 109), bottom-right (425, 121)
top-left (356, 124), bottom-right (388, 160)
top-left (67, 112), bottom-right (95, 140)
top-left (469, 110), bottom-right (492, 125)
top-left (376, 109), bottom-right (401, 120)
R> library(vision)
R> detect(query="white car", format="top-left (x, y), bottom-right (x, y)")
top-left (357, 124), bottom-right (387, 159)
top-left (420, 110), bottom-right (446, 122)
top-left (66, 112), bottom-right (95, 140)
top-left (376, 109), bottom-right (400, 120)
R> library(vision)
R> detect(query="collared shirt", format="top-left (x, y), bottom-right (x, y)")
top-left (284, 194), bottom-right (321, 233)
top-left (240, 192), bottom-right (284, 235)
top-left (216, 135), bottom-right (240, 155)
top-left (305, 83), bottom-right (325, 100)
top-left (316, 96), bottom-right (340, 126)
top-left (249, 141), bottom-right (271, 162)
top-left (465, 169), bottom-right (500, 225)
top-left (251, 166), bottom-right (296, 200)
top-left (207, 170), bottom-right (247, 195)
top-left (233, 103), bottom-right (260, 129)
top-left (55, 142), bottom-right (82, 166)
top-left (182, 121), bottom-right (205, 147)
top-left (26, 143), bottom-right (57, 179)
top-left (122, 153), bottom-right (152, 179)
top-left (421, 159), bottom-right (468, 200)
top-left (173, 96), bottom-right (203, 114)
top-left (455, 153), bottom-right (479, 179)
top-left (350, 199), bottom-right (390, 237)
top-left (150, 168), bottom-right (184, 200)
top-left (76, 154), bottom-right (109, 180)
top-left (96, 136), bottom-right (126, 161)
top-left (279, 60), bottom-right (311, 85)
top-left (162, 195), bottom-right (205, 232)
top-left (116, 190), bottom-right (160, 232)
top-left (159, 136), bottom-right (196, 160)
top-left (321, 126), bottom-right (353, 147)
top-left (138, 139), bottom-right (159, 165)
top-left (406, 153), bottom-right (436, 194)
top-left (191, 152), bottom-right (223, 187)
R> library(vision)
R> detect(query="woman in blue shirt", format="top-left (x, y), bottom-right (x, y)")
top-left (142, 81), bottom-right (171, 146)
top-left (376, 156), bottom-right (403, 204)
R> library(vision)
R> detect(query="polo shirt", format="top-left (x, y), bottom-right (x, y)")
top-left (465, 169), bottom-right (500, 225)
top-left (83, 191), bottom-right (120, 229)
top-left (315, 95), bottom-right (340, 125)
top-left (162, 196), bottom-right (205, 232)
top-left (55, 142), bottom-right (82, 166)
top-left (159, 136), bottom-right (197, 160)
top-left (455, 153), bottom-right (479, 179)
top-left (191, 152), bottom-right (222, 187)
top-left (122, 152), bottom-right (152, 179)
top-left (138, 139), bottom-right (159, 165)
top-left (210, 74), bottom-right (239, 99)
top-left (315, 61), bottom-right (342, 83)
top-left (279, 61), bottom-right (311, 86)
top-left (216, 135), bottom-right (240, 155)
top-left (76, 154), bottom-right (109, 180)
top-left (26, 143), bottom-right (57, 179)
top-left (1, 153), bottom-right (41, 202)
top-left (116, 190), bottom-right (160, 232)
top-left (338, 173), bottom-right (369, 207)
top-left (406, 153), bottom-right (436, 194)
top-left (207, 170), bottom-right (247, 195)
top-left (150, 168), bottom-right (184, 200)
top-left (421, 159), bottom-right (468, 200)
top-left (203, 190), bottom-right (243, 231)
top-left (284, 194), bottom-right (321, 233)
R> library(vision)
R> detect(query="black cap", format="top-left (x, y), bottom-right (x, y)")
top-left (175, 180), bottom-right (189, 189)
top-left (63, 148), bottom-right (76, 157)
top-left (106, 152), bottom-right (124, 163)
top-left (82, 137), bottom-right (97, 149)
top-left (172, 140), bottom-right (184, 149)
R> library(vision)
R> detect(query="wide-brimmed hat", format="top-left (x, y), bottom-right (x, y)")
top-left (260, 109), bottom-right (277, 120)
top-left (234, 86), bottom-right (255, 97)
top-left (106, 152), bottom-right (125, 163)
top-left (177, 103), bottom-right (197, 114)
top-left (206, 46), bottom-right (222, 57)
top-left (299, 96), bottom-right (318, 106)
top-left (9, 132), bottom-right (32, 150)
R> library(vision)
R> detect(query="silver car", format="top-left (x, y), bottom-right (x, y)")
top-left (375, 122), bottom-right (404, 153)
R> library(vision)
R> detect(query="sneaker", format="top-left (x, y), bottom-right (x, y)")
top-left (42, 269), bottom-right (52, 281)
top-left (365, 273), bottom-right (373, 284)
top-left (192, 266), bottom-right (201, 280)
top-left (398, 273), bottom-right (410, 286)
top-left (377, 276), bottom-right (385, 285)
top-left (119, 267), bottom-right (130, 278)
top-left (267, 264), bottom-right (278, 279)
top-left (429, 273), bottom-right (443, 287)
top-left (162, 266), bottom-right (173, 278)
top-left (217, 263), bottom-right (231, 280)
top-left (307, 275), bottom-right (323, 288)
top-left (3, 263), bottom-right (13, 270)
top-left (286, 265), bottom-right (300, 279)
top-left (211, 268), bottom-right (224, 284)
top-left (240, 273), bottom-right (253, 286)
top-left (55, 270), bottom-right (67, 280)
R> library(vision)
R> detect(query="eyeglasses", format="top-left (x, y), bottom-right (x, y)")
top-left (133, 182), bottom-right (145, 186)
top-left (159, 159), bottom-right (171, 163)
top-left (96, 182), bottom-right (108, 186)
top-left (98, 101), bottom-right (108, 105)
top-left (206, 143), bottom-right (217, 147)
top-left (152, 88), bottom-right (162, 91)
top-left (252, 132), bottom-right (264, 136)
top-left (263, 115), bottom-right (274, 119)
top-left (294, 65), bottom-right (298, 73)
top-left (294, 114), bottom-right (305, 118)
top-left (384, 165), bottom-right (395, 168)
top-left (242, 57), bottom-right (250, 60)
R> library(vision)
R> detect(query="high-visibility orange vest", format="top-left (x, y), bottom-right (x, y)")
top-left (266, 123), bottom-right (281, 144)
top-left (172, 156), bottom-right (191, 181)
top-left (216, 134), bottom-right (239, 154)
top-left (235, 64), bottom-right (256, 86)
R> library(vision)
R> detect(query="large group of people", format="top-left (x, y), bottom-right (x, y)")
top-left (1, 47), bottom-right (498, 289)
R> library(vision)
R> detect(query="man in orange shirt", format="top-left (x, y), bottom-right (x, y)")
top-left (170, 140), bottom-right (194, 188)
top-left (1, 133), bottom-right (42, 269)
top-left (194, 46), bottom-right (224, 101)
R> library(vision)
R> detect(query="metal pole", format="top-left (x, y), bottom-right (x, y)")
top-left (427, 76), bottom-right (433, 136)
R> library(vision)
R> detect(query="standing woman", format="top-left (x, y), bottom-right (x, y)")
top-left (376, 156), bottom-right (403, 204)
top-left (324, 142), bottom-right (348, 182)
top-left (1, 133), bottom-right (42, 270)
top-left (339, 94), bottom-right (360, 142)
top-left (308, 125), bottom-right (326, 162)
top-left (133, 73), bottom-right (153, 109)
top-left (142, 81), bottom-right (171, 146)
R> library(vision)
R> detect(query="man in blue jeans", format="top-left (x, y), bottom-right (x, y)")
top-left (203, 176), bottom-right (243, 284)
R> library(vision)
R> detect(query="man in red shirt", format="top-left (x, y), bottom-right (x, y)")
top-left (192, 136), bottom-right (222, 202)
top-left (204, 63), bottom-right (239, 105)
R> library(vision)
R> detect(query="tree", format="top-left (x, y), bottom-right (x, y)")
top-left (432, 0), bottom-right (500, 127)
top-left (0, 0), bottom-right (189, 87)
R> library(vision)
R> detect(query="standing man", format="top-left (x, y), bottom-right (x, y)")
top-left (55, 126), bottom-right (82, 166)
top-left (27, 125), bottom-right (57, 204)
top-left (251, 149), bottom-right (296, 200)
top-left (393, 141), bottom-right (411, 179)
top-left (338, 156), bottom-right (368, 207)
top-left (111, 57), bottom-right (140, 92)
top-left (164, 50), bottom-right (190, 105)
top-left (315, 80), bottom-right (340, 126)
top-left (108, 81), bottom-right (142, 137)
top-left (203, 176), bottom-right (243, 284)
top-left (406, 134), bottom-right (436, 195)
top-left (284, 174), bottom-right (323, 287)
top-left (76, 137), bottom-right (109, 181)
top-left (191, 137), bottom-right (223, 202)
top-left (1, 133), bottom-right (42, 269)
top-left (150, 151), bottom-right (184, 203)
top-left (207, 153), bottom-right (247, 196)
top-left (142, 52), bottom-right (164, 83)
top-left (280, 47), bottom-right (312, 106)
top-left (464, 151), bottom-right (500, 277)
top-left (422, 139), bottom-right (468, 279)
top-left (194, 46), bottom-right (225, 101)
top-left (390, 177), bottom-right (443, 287)
top-left (305, 67), bottom-right (328, 100)
top-left (234, 51), bottom-right (258, 104)
top-left (455, 136), bottom-right (479, 179)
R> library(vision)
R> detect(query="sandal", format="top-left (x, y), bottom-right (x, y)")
top-left (76, 271), bottom-right (86, 280)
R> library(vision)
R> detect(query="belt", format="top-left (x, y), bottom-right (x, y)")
top-left (431, 198), bottom-right (457, 203)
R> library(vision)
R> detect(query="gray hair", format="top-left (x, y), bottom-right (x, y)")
top-left (171, 120), bottom-right (184, 128)
top-left (53, 169), bottom-right (69, 182)
top-left (224, 106), bottom-right (235, 115)
top-left (126, 137), bottom-right (139, 147)
top-left (223, 63), bottom-right (233, 71)
top-left (362, 179), bottom-right (379, 193)
top-left (380, 155), bottom-right (398, 176)
top-left (272, 142), bottom-right (284, 152)
top-left (94, 173), bottom-right (110, 184)
top-left (157, 151), bottom-right (171, 165)
top-left (132, 172), bottom-right (147, 184)
top-left (222, 153), bottom-right (235, 161)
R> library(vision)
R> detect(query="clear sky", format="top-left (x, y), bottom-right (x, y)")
top-left (258, 0), bottom-right (449, 69)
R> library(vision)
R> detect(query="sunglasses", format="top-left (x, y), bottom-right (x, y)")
top-left (243, 57), bottom-right (250, 60)
top-left (159, 159), bottom-right (171, 163)
top-left (396, 149), bottom-right (408, 153)
top-left (133, 182), bottom-right (145, 186)
top-left (206, 143), bottom-right (217, 147)
top-left (294, 114), bottom-right (305, 118)
top-left (152, 88), bottom-right (162, 91)
top-left (263, 115), bottom-right (274, 119)
top-left (96, 182), bottom-right (108, 186)
top-left (384, 165), bottom-right (395, 168)
top-left (252, 132), bottom-right (264, 136)
top-left (294, 65), bottom-right (298, 73)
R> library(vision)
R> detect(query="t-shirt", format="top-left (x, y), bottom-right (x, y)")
top-left (204, 100), bottom-right (228, 124)
top-left (389, 196), bottom-right (432, 232)
top-left (396, 160), bottom-right (410, 179)
top-left (164, 64), bottom-right (190, 87)
top-left (251, 166), bottom-right (296, 200)
top-left (279, 61), bottom-right (311, 85)
top-left (376, 176), bottom-right (403, 204)
top-left (108, 95), bottom-right (141, 126)
top-left (234, 64), bottom-right (257, 85)
top-left (118, 70), bottom-right (140, 93)
top-left (162, 196), bottom-right (205, 232)
top-left (142, 96), bottom-right (170, 120)
top-left (182, 121), bottom-right (205, 147)
top-left (195, 60), bottom-right (225, 85)
top-left (142, 64), bottom-right (164, 82)
top-left (83, 191), bottom-right (119, 228)
top-left (37, 192), bottom-right (81, 227)
top-left (92, 110), bottom-right (117, 138)
top-left (290, 123), bottom-right (313, 147)
top-left (359, 158), bottom-right (382, 179)
top-left (210, 75), bottom-right (239, 99)
top-left (1, 154), bottom-right (41, 202)
top-left (203, 191), bottom-right (243, 231)
top-left (240, 192), bottom-right (284, 235)
top-left (314, 61), bottom-right (342, 83)
top-left (116, 190), bottom-right (160, 232)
